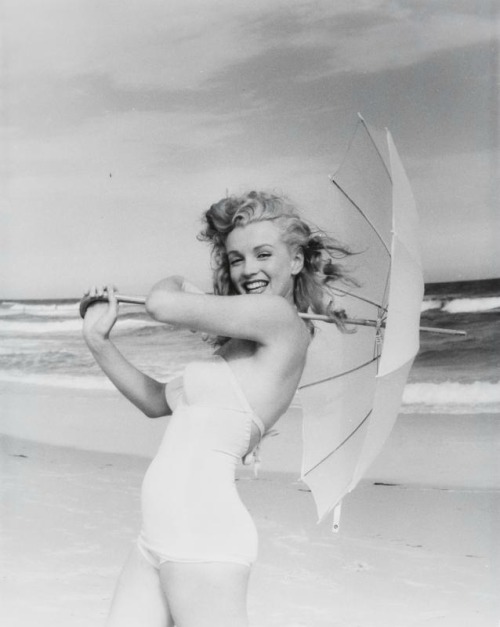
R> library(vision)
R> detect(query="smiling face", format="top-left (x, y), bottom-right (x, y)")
top-left (225, 220), bottom-right (303, 303)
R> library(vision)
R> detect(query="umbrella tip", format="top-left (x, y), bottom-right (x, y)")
top-left (332, 502), bottom-right (342, 533)
top-left (357, 112), bottom-right (365, 122)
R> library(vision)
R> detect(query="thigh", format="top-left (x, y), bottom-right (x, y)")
top-left (106, 545), bottom-right (174, 627)
top-left (159, 561), bottom-right (250, 627)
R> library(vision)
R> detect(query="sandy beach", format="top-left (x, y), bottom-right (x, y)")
top-left (1, 382), bottom-right (499, 626)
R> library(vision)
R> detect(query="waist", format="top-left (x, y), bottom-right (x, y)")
top-left (158, 404), bottom-right (254, 457)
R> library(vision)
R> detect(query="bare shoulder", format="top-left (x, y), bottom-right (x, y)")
top-left (255, 296), bottom-right (310, 345)
top-left (259, 300), bottom-right (311, 363)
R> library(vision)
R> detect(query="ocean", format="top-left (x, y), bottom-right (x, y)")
top-left (0, 279), bottom-right (499, 415)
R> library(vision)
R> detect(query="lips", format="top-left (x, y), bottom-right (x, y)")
top-left (243, 280), bottom-right (269, 294)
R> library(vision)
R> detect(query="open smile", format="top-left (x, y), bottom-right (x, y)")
top-left (243, 280), bottom-right (269, 294)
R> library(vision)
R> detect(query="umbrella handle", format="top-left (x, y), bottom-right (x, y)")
top-left (78, 293), bottom-right (466, 336)
top-left (79, 293), bottom-right (146, 318)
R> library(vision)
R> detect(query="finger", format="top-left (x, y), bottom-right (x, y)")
top-left (106, 284), bottom-right (117, 306)
top-left (80, 293), bottom-right (103, 318)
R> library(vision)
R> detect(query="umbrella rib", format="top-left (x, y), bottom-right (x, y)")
top-left (358, 116), bottom-right (393, 183)
top-left (298, 355), bottom-right (379, 390)
top-left (381, 260), bottom-right (391, 312)
top-left (332, 286), bottom-right (388, 312)
top-left (330, 178), bottom-right (390, 256)
top-left (302, 409), bottom-right (373, 477)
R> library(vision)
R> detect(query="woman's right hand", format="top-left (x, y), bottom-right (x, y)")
top-left (82, 285), bottom-right (119, 347)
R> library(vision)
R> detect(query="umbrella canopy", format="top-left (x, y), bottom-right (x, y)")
top-left (298, 115), bottom-right (424, 530)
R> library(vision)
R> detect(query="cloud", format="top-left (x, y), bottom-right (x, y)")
top-left (3, 0), bottom-right (280, 90)
top-left (283, 4), bottom-right (497, 78)
top-left (6, 107), bottom-right (250, 184)
top-left (2, 0), bottom-right (498, 295)
top-left (4, 0), bottom-right (496, 95)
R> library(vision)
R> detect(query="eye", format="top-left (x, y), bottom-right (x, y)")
top-left (229, 257), bottom-right (242, 267)
top-left (258, 252), bottom-right (271, 259)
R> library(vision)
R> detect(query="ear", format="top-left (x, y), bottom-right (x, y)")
top-left (291, 247), bottom-right (304, 276)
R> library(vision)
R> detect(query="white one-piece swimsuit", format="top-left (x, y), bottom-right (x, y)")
top-left (137, 355), bottom-right (266, 568)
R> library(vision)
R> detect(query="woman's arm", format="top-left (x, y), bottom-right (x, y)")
top-left (83, 286), bottom-right (170, 418)
top-left (146, 276), bottom-right (301, 344)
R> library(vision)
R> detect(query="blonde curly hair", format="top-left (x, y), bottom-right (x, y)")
top-left (198, 191), bottom-right (356, 336)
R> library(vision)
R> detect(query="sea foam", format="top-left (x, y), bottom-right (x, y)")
top-left (0, 369), bottom-right (182, 390)
top-left (402, 380), bottom-right (500, 413)
top-left (0, 302), bottom-right (79, 315)
top-left (421, 296), bottom-right (500, 314)
top-left (442, 297), bottom-right (500, 313)
top-left (0, 371), bottom-right (115, 390)
top-left (0, 318), bottom-right (161, 334)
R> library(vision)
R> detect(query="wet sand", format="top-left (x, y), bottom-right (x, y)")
top-left (1, 383), bottom-right (499, 626)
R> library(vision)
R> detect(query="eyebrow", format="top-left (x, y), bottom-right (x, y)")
top-left (227, 244), bottom-right (275, 256)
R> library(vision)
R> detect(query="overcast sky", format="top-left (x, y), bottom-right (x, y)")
top-left (1, 0), bottom-right (499, 298)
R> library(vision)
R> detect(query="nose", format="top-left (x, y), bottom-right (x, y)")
top-left (241, 257), bottom-right (259, 277)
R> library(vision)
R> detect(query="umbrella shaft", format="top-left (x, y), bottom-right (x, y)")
top-left (300, 312), bottom-right (376, 326)
top-left (112, 295), bottom-right (465, 336)
top-left (299, 313), bottom-right (466, 335)
top-left (418, 325), bottom-right (466, 336)
top-left (115, 294), bottom-right (146, 305)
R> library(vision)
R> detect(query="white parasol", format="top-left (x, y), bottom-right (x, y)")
top-left (298, 115), bottom-right (424, 530)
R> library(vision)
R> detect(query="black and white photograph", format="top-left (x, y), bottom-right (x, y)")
top-left (1, 1), bottom-right (499, 625)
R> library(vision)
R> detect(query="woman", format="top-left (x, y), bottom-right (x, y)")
top-left (82, 191), bottom-right (352, 627)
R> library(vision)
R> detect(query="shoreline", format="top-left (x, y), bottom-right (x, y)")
top-left (1, 379), bottom-right (499, 489)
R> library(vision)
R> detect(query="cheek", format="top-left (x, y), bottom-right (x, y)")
top-left (274, 254), bottom-right (294, 278)
top-left (228, 265), bottom-right (240, 276)
top-left (228, 265), bottom-right (241, 288)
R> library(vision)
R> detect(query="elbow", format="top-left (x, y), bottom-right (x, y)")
top-left (141, 381), bottom-right (171, 418)
top-left (143, 405), bottom-right (171, 419)
top-left (146, 278), bottom-right (183, 321)
top-left (142, 404), bottom-right (158, 418)
top-left (144, 409), bottom-right (164, 419)
top-left (145, 290), bottom-right (170, 322)
top-left (145, 291), bottom-right (161, 320)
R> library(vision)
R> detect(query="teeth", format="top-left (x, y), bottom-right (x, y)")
top-left (245, 280), bottom-right (268, 292)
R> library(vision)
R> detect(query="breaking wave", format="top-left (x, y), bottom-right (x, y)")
top-left (0, 371), bottom-right (115, 390)
top-left (0, 301), bottom-right (79, 316)
top-left (0, 317), bottom-right (161, 334)
top-left (0, 369), bottom-right (179, 390)
top-left (402, 380), bottom-right (500, 413)
top-left (421, 297), bottom-right (500, 314)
